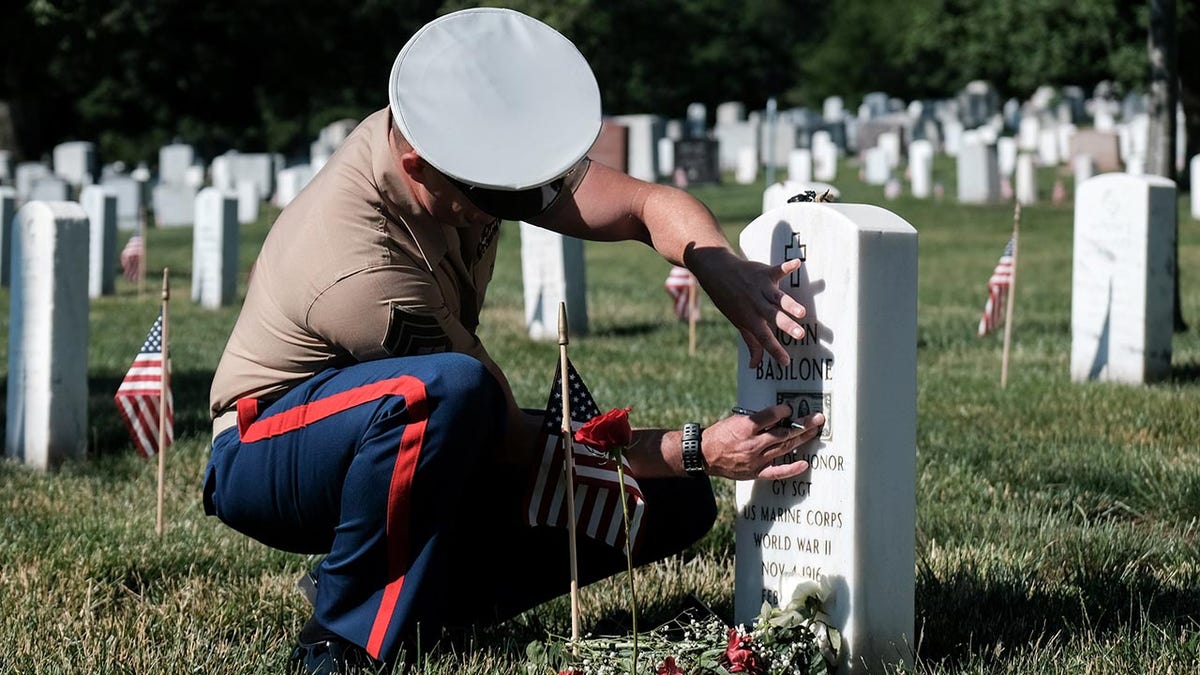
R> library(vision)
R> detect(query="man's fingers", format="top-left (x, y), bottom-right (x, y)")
top-left (769, 258), bottom-right (803, 283)
top-left (757, 460), bottom-right (810, 481)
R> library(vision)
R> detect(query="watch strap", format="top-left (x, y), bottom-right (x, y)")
top-left (681, 422), bottom-right (706, 477)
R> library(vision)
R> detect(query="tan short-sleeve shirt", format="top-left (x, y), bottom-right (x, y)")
top-left (209, 108), bottom-right (510, 418)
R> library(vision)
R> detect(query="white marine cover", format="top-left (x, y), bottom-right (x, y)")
top-left (389, 8), bottom-right (601, 191)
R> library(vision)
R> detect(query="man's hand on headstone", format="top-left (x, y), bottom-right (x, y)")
top-left (691, 248), bottom-right (808, 368)
top-left (701, 403), bottom-right (824, 481)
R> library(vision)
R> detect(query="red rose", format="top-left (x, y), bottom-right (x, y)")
top-left (656, 656), bottom-right (685, 675)
top-left (574, 407), bottom-right (633, 453)
top-left (720, 628), bottom-right (765, 674)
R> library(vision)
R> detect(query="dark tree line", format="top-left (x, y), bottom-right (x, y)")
top-left (1, 0), bottom-right (1196, 167)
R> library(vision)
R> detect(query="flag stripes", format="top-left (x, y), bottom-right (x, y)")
top-left (114, 314), bottom-right (174, 457)
top-left (664, 266), bottom-right (696, 321)
top-left (526, 359), bottom-right (646, 552)
top-left (120, 235), bottom-right (144, 282)
top-left (978, 237), bottom-right (1015, 337)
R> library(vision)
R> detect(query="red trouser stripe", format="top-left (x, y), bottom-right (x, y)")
top-left (240, 377), bottom-right (425, 443)
top-left (237, 376), bottom-right (429, 659)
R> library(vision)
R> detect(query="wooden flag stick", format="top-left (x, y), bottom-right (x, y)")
top-left (156, 268), bottom-right (171, 537)
top-left (1000, 204), bottom-right (1021, 389)
top-left (688, 273), bottom-right (698, 357)
top-left (558, 302), bottom-right (582, 644)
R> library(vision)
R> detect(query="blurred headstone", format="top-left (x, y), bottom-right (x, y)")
top-left (1015, 153), bottom-right (1038, 205)
top-left (6, 201), bottom-right (90, 470)
top-left (589, 120), bottom-right (629, 174)
top-left (1071, 173), bottom-right (1175, 384)
top-left (1069, 130), bottom-right (1121, 172)
top-left (956, 135), bottom-right (1000, 203)
top-left (81, 185), bottom-right (117, 297)
top-left (674, 138), bottom-right (720, 185)
top-left (191, 187), bottom-right (239, 308)
top-left (908, 140), bottom-right (933, 199)
top-left (0, 186), bottom-right (15, 286)
top-left (611, 114), bottom-right (665, 182)
top-left (52, 141), bottom-right (96, 187)
top-left (520, 222), bottom-right (587, 340)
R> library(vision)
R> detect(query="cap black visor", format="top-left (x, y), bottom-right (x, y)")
top-left (447, 176), bottom-right (565, 222)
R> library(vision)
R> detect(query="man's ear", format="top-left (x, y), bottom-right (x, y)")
top-left (398, 150), bottom-right (430, 184)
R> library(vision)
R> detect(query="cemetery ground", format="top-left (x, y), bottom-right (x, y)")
top-left (2, 161), bottom-right (1199, 674)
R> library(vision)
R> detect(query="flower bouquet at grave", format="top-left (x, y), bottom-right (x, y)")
top-left (525, 581), bottom-right (840, 675)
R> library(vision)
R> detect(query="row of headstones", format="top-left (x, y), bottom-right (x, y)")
top-left (5, 190), bottom-right (240, 470)
top-left (1, 189), bottom-right (239, 306)
top-left (0, 119), bottom-right (359, 229)
top-left (601, 101), bottom-right (1182, 196)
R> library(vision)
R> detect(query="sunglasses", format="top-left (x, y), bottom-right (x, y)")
top-left (443, 160), bottom-right (585, 222)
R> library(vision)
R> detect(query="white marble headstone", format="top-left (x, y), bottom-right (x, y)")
top-left (1018, 116), bottom-right (1040, 151)
top-left (908, 140), bottom-right (933, 199)
top-left (152, 183), bottom-right (197, 227)
top-left (81, 185), bottom-right (118, 297)
top-left (236, 179), bottom-right (260, 225)
top-left (956, 138), bottom-right (1000, 204)
top-left (159, 144), bottom-right (195, 185)
top-left (811, 131), bottom-right (838, 182)
top-left (99, 175), bottom-right (142, 231)
top-left (942, 120), bottom-right (963, 157)
top-left (863, 147), bottom-right (891, 185)
top-left (6, 201), bottom-right (90, 470)
top-left (735, 202), bottom-right (916, 671)
top-left (1037, 128), bottom-right (1060, 166)
top-left (1071, 173), bottom-right (1176, 384)
top-left (735, 146), bottom-right (759, 185)
top-left (996, 137), bottom-right (1018, 177)
top-left (15, 162), bottom-right (51, 201)
top-left (1073, 155), bottom-right (1095, 187)
top-left (788, 149), bottom-right (813, 183)
top-left (877, 131), bottom-right (901, 169)
top-left (716, 101), bottom-right (746, 125)
top-left (656, 136), bottom-right (675, 177)
top-left (1015, 153), bottom-right (1038, 205)
top-left (0, 187), bottom-right (15, 287)
top-left (274, 165), bottom-right (314, 208)
top-left (823, 97), bottom-right (844, 122)
top-left (611, 114), bottom-right (665, 182)
top-left (191, 187), bottom-right (239, 309)
top-left (30, 177), bottom-right (70, 202)
top-left (1192, 155), bottom-right (1200, 221)
top-left (519, 222), bottom-right (588, 341)
top-left (52, 141), bottom-right (96, 186)
top-left (715, 121), bottom-right (760, 172)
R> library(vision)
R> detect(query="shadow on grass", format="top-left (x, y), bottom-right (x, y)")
top-left (590, 321), bottom-right (668, 338)
top-left (1170, 361), bottom-right (1200, 383)
top-left (916, 563), bottom-right (1200, 668)
top-left (87, 370), bottom-right (217, 453)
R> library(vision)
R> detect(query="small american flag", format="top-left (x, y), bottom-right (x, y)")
top-left (120, 235), bottom-right (144, 282)
top-left (664, 266), bottom-right (697, 321)
top-left (114, 313), bottom-right (174, 457)
top-left (978, 237), bottom-right (1015, 336)
top-left (526, 358), bottom-right (646, 552)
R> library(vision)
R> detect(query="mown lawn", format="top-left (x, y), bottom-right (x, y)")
top-left (1, 159), bottom-right (1199, 674)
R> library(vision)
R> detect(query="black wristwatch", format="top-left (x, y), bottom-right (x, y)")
top-left (681, 422), bottom-right (706, 477)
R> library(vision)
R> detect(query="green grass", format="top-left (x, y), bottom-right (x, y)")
top-left (1, 161), bottom-right (1199, 674)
